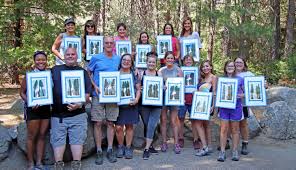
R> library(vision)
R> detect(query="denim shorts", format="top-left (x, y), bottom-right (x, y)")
top-left (178, 104), bottom-right (192, 119)
top-left (50, 113), bottom-right (88, 148)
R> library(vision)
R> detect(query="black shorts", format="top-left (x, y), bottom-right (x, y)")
top-left (24, 104), bottom-right (51, 121)
top-left (243, 107), bottom-right (249, 118)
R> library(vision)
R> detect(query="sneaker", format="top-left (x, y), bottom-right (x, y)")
top-left (232, 150), bottom-right (240, 161)
top-left (195, 147), bottom-right (208, 156)
top-left (125, 147), bottom-right (133, 159)
top-left (241, 142), bottom-right (249, 155)
top-left (217, 151), bottom-right (226, 162)
top-left (95, 151), bottom-right (103, 165)
top-left (34, 164), bottom-right (44, 170)
top-left (161, 143), bottom-right (168, 152)
top-left (178, 138), bottom-right (185, 148)
top-left (174, 143), bottom-right (181, 154)
top-left (116, 145), bottom-right (125, 158)
top-left (143, 149), bottom-right (150, 160)
top-left (217, 140), bottom-right (231, 151)
top-left (71, 160), bottom-right (81, 170)
top-left (149, 146), bottom-right (159, 154)
top-left (106, 149), bottom-right (117, 163)
top-left (193, 140), bottom-right (201, 150)
top-left (54, 161), bottom-right (64, 170)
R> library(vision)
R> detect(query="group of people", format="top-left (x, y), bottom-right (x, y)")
top-left (20, 17), bottom-right (256, 170)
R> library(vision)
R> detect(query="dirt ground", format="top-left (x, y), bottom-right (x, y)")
top-left (0, 88), bottom-right (296, 170)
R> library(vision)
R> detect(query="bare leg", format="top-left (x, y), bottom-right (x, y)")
top-left (53, 145), bottom-right (66, 162)
top-left (93, 121), bottom-right (103, 150)
top-left (26, 120), bottom-right (40, 167)
top-left (160, 108), bottom-right (168, 143)
top-left (107, 121), bottom-right (115, 148)
top-left (219, 121), bottom-right (229, 152)
top-left (170, 110), bottom-right (179, 144)
top-left (195, 120), bottom-right (207, 148)
top-left (36, 119), bottom-right (49, 165)
top-left (204, 121), bottom-right (212, 147)
top-left (178, 118), bottom-right (185, 139)
top-left (125, 124), bottom-right (134, 147)
top-left (240, 119), bottom-right (249, 142)
top-left (230, 122), bottom-right (240, 150)
top-left (115, 125), bottom-right (124, 146)
top-left (191, 120), bottom-right (199, 141)
top-left (70, 145), bottom-right (83, 160)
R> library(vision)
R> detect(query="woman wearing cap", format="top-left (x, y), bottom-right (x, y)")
top-left (20, 51), bottom-right (51, 170)
top-left (51, 18), bottom-right (79, 65)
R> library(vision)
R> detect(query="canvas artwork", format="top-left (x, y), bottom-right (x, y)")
top-left (116, 41), bottom-right (132, 57)
top-left (142, 76), bottom-right (163, 106)
top-left (190, 92), bottom-right (212, 120)
top-left (181, 38), bottom-right (200, 62)
top-left (118, 74), bottom-right (135, 105)
top-left (215, 77), bottom-right (238, 109)
top-left (157, 35), bottom-right (172, 59)
top-left (61, 70), bottom-right (85, 104)
top-left (26, 71), bottom-right (53, 107)
top-left (99, 71), bottom-right (120, 103)
top-left (181, 67), bottom-right (199, 93)
top-left (64, 37), bottom-right (82, 62)
top-left (244, 76), bottom-right (267, 106)
top-left (220, 82), bottom-right (235, 102)
top-left (135, 45), bottom-right (151, 68)
top-left (165, 77), bottom-right (184, 106)
top-left (86, 36), bottom-right (104, 60)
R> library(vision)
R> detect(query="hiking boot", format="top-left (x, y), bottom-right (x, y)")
top-left (116, 145), bottom-right (125, 158)
top-left (125, 147), bottom-right (133, 159)
top-left (195, 147), bottom-right (208, 156)
top-left (143, 149), bottom-right (150, 160)
top-left (95, 151), bottom-right (103, 165)
top-left (54, 161), bottom-right (64, 170)
top-left (161, 143), bottom-right (168, 152)
top-left (149, 146), bottom-right (158, 154)
top-left (241, 142), bottom-right (249, 155)
top-left (178, 138), bottom-right (185, 148)
top-left (217, 139), bottom-right (230, 151)
top-left (217, 151), bottom-right (226, 162)
top-left (174, 143), bottom-right (181, 154)
top-left (193, 140), bottom-right (201, 150)
top-left (106, 149), bottom-right (117, 163)
top-left (232, 150), bottom-right (240, 161)
top-left (71, 160), bottom-right (81, 170)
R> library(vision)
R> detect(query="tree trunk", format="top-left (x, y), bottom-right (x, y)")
top-left (222, 0), bottom-right (231, 58)
top-left (207, 0), bottom-right (216, 63)
top-left (195, 0), bottom-right (202, 35)
top-left (270, 0), bottom-right (281, 59)
top-left (284, 0), bottom-right (295, 58)
top-left (238, 0), bottom-right (251, 60)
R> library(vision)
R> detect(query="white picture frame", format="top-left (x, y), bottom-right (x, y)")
top-left (116, 40), bottom-right (132, 57)
top-left (142, 76), bottom-right (163, 106)
top-left (99, 71), bottom-right (120, 103)
top-left (181, 38), bottom-right (200, 62)
top-left (157, 35), bottom-right (172, 59)
top-left (215, 77), bottom-right (238, 109)
top-left (165, 77), bottom-right (184, 106)
top-left (61, 70), bottom-right (85, 104)
top-left (244, 76), bottom-right (267, 106)
top-left (64, 37), bottom-right (82, 62)
top-left (181, 67), bottom-right (199, 93)
top-left (118, 74), bottom-right (135, 105)
top-left (86, 35), bottom-right (104, 60)
top-left (190, 91), bottom-right (213, 120)
top-left (26, 71), bottom-right (53, 107)
top-left (135, 44), bottom-right (152, 68)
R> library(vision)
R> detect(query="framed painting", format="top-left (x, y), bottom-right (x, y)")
top-left (157, 35), bottom-right (172, 59)
top-left (86, 35), bottom-right (104, 60)
top-left (181, 38), bottom-right (200, 62)
top-left (61, 70), bottom-right (85, 104)
top-left (190, 91), bottom-right (213, 120)
top-left (215, 77), bottom-right (238, 109)
top-left (181, 67), bottom-right (199, 93)
top-left (99, 71), bottom-right (120, 103)
top-left (118, 74), bottom-right (135, 105)
top-left (135, 44), bottom-right (152, 68)
top-left (26, 71), bottom-right (53, 107)
top-left (63, 37), bottom-right (82, 62)
top-left (244, 76), bottom-right (267, 106)
top-left (116, 40), bottom-right (132, 57)
top-left (165, 77), bottom-right (184, 106)
top-left (142, 76), bottom-right (163, 106)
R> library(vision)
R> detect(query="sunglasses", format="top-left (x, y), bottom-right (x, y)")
top-left (86, 25), bottom-right (94, 28)
top-left (34, 50), bottom-right (47, 57)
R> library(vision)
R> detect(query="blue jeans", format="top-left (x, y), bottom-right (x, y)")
top-left (140, 106), bottom-right (161, 139)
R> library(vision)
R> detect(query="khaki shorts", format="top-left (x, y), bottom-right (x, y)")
top-left (91, 96), bottom-right (119, 121)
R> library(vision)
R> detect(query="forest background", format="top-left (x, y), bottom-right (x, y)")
top-left (0, 0), bottom-right (295, 86)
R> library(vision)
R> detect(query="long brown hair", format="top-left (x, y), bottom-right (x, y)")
top-left (234, 57), bottom-right (248, 72)
top-left (199, 60), bottom-right (213, 79)
top-left (180, 17), bottom-right (193, 37)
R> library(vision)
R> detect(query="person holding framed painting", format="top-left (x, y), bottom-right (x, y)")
top-left (217, 60), bottom-right (244, 162)
top-left (158, 51), bottom-right (183, 154)
top-left (20, 51), bottom-right (51, 170)
top-left (195, 60), bottom-right (217, 156)
top-left (51, 17), bottom-right (79, 65)
top-left (113, 23), bottom-right (129, 54)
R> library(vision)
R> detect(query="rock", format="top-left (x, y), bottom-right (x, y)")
top-left (7, 126), bottom-right (18, 140)
top-left (248, 110), bottom-right (262, 138)
top-left (261, 101), bottom-right (296, 140)
top-left (132, 118), bottom-right (146, 148)
top-left (266, 87), bottom-right (296, 111)
top-left (0, 125), bottom-right (12, 161)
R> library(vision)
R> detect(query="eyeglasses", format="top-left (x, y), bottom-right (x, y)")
top-left (86, 25), bottom-right (94, 28)
top-left (122, 59), bottom-right (132, 63)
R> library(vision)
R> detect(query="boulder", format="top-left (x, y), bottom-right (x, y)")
top-left (266, 87), bottom-right (296, 111)
top-left (132, 120), bottom-right (146, 148)
top-left (261, 101), bottom-right (296, 140)
top-left (248, 111), bottom-right (262, 138)
top-left (0, 125), bottom-right (12, 161)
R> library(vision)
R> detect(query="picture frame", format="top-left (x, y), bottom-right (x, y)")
top-left (181, 67), bottom-right (199, 93)
top-left (26, 71), bottom-right (53, 107)
top-left (118, 74), bottom-right (135, 105)
top-left (86, 35), bottom-right (104, 60)
top-left (61, 70), bottom-right (85, 104)
top-left (190, 91), bottom-right (213, 120)
top-left (181, 38), bottom-right (200, 62)
top-left (165, 77), bottom-right (184, 106)
top-left (157, 35), bottom-right (172, 59)
top-left (116, 40), bottom-right (132, 57)
top-left (135, 44), bottom-right (152, 68)
top-left (63, 37), bottom-right (82, 62)
top-left (215, 77), bottom-right (238, 109)
top-left (142, 76), bottom-right (164, 106)
top-left (99, 71), bottom-right (120, 103)
top-left (244, 76), bottom-right (267, 106)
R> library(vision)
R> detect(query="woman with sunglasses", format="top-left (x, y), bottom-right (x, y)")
top-left (51, 18), bottom-right (79, 65)
top-left (20, 51), bottom-right (51, 170)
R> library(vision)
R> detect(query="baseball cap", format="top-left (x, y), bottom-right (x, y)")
top-left (64, 18), bottom-right (75, 25)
